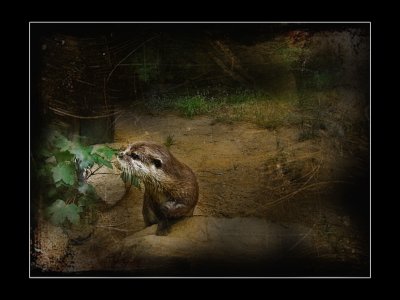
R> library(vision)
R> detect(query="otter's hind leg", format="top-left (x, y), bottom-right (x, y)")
top-left (143, 191), bottom-right (159, 227)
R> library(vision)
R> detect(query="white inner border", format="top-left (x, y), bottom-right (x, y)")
top-left (29, 21), bottom-right (371, 279)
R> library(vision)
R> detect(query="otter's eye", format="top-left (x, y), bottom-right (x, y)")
top-left (153, 159), bottom-right (162, 168)
top-left (131, 153), bottom-right (140, 160)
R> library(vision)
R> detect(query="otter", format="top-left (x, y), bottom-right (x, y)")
top-left (117, 141), bottom-right (199, 236)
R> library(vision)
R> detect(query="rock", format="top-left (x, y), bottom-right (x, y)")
top-left (103, 216), bottom-right (317, 275)
top-left (87, 162), bottom-right (126, 206)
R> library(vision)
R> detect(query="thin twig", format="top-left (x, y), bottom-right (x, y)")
top-left (198, 170), bottom-right (224, 175)
top-left (85, 165), bottom-right (104, 180)
top-left (91, 172), bottom-right (121, 176)
top-left (106, 35), bottom-right (159, 82)
top-left (102, 221), bottom-right (127, 227)
top-left (49, 106), bottom-right (122, 119)
top-left (92, 165), bottom-right (105, 174)
top-left (76, 79), bottom-right (96, 86)
top-left (265, 180), bottom-right (351, 208)
top-left (288, 228), bottom-right (314, 252)
top-left (96, 225), bottom-right (134, 232)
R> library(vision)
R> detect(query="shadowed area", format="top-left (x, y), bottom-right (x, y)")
top-left (105, 216), bottom-right (317, 276)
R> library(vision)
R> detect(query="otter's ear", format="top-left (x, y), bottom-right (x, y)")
top-left (153, 158), bottom-right (162, 169)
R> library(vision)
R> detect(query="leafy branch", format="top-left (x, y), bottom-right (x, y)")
top-left (36, 130), bottom-right (118, 226)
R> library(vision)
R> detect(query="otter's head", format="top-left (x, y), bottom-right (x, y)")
top-left (117, 141), bottom-right (171, 184)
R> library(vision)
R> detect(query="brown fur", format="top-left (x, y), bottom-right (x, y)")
top-left (117, 142), bottom-right (199, 235)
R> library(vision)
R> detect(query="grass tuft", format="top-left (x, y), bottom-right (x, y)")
top-left (174, 95), bottom-right (212, 118)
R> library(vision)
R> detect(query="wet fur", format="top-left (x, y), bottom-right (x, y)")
top-left (118, 142), bottom-right (199, 236)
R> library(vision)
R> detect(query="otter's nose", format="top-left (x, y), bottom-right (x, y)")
top-left (118, 152), bottom-right (124, 159)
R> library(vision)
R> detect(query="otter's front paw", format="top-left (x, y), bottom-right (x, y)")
top-left (156, 220), bottom-right (170, 236)
top-left (156, 225), bottom-right (169, 236)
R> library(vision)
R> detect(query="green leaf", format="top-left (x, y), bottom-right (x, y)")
top-left (79, 157), bottom-right (95, 170)
top-left (78, 194), bottom-right (98, 207)
top-left (53, 134), bottom-right (72, 151)
top-left (65, 204), bottom-right (81, 224)
top-left (48, 199), bottom-right (66, 214)
top-left (91, 145), bottom-right (116, 160)
top-left (93, 154), bottom-right (113, 169)
top-left (47, 199), bottom-right (67, 225)
top-left (55, 181), bottom-right (64, 188)
top-left (86, 145), bottom-right (94, 153)
top-left (81, 159), bottom-right (95, 170)
top-left (51, 162), bottom-right (76, 185)
top-left (69, 144), bottom-right (95, 169)
top-left (54, 151), bottom-right (74, 163)
top-left (78, 183), bottom-right (96, 195)
top-left (69, 143), bottom-right (88, 161)
top-left (102, 160), bottom-right (113, 169)
top-left (47, 200), bottom-right (82, 225)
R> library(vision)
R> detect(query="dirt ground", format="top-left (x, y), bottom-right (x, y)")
top-left (32, 110), bottom-right (369, 275)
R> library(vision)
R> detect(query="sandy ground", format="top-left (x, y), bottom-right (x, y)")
top-left (32, 110), bottom-right (369, 275)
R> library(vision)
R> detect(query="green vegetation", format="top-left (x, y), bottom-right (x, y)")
top-left (132, 32), bottom-right (360, 143)
top-left (142, 90), bottom-right (300, 130)
top-left (139, 82), bottom-right (347, 144)
top-left (174, 95), bottom-right (212, 118)
top-left (35, 131), bottom-right (118, 226)
top-left (164, 134), bottom-right (176, 149)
